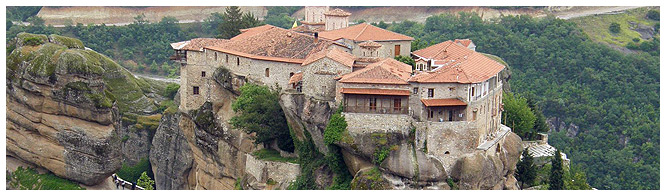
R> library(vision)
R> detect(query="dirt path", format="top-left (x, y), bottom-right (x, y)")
top-left (552, 6), bottom-right (643, 20)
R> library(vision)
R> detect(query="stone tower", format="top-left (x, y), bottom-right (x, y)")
top-left (324, 8), bottom-right (351, 31)
top-left (304, 6), bottom-right (329, 24)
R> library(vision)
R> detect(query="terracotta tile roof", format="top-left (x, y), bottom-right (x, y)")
top-left (288, 72), bottom-right (303, 84)
top-left (454, 39), bottom-right (473, 47)
top-left (358, 41), bottom-right (383, 48)
top-left (205, 26), bottom-right (335, 64)
top-left (340, 88), bottom-right (410, 96)
top-left (302, 47), bottom-right (355, 67)
top-left (170, 38), bottom-right (229, 51)
top-left (339, 58), bottom-right (413, 85)
top-left (409, 51), bottom-right (505, 84)
top-left (324, 8), bottom-right (351, 17)
top-left (234, 24), bottom-right (278, 40)
top-left (291, 24), bottom-right (325, 33)
top-left (412, 40), bottom-right (472, 63)
top-left (319, 23), bottom-right (414, 42)
top-left (421, 98), bottom-right (467, 107)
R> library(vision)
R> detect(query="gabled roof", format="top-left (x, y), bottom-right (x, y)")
top-left (302, 47), bottom-right (355, 68)
top-left (409, 51), bottom-right (505, 84)
top-left (338, 58), bottom-right (412, 85)
top-left (233, 24), bottom-right (278, 40)
top-left (324, 8), bottom-right (351, 17)
top-left (412, 40), bottom-right (472, 63)
top-left (289, 72), bottom-right (303, 84)
top-left (170, 38), bottom-right (229, 51)
top-left (341, 88), bottom-right (410, 96)
top-left (205, 26), bottom-right (334, 64)
top-left (454, 39), bottom-right (474, 48)
top-left (319, 23), bottom-right (414, 42)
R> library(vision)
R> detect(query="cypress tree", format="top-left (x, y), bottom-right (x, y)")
top-left (549, 150), bottom-right (564, 190)
top-left (516, 149), bottom-right (536, 188)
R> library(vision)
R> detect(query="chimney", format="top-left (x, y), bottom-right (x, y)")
top-left (314, 32), bottom-right (319, 43)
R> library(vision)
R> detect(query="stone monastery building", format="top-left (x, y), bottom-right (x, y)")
top-left (172, 7), bottom-right (511, 171)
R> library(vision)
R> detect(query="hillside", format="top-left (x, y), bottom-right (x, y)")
top-left (569, 7), bottom-right (660, 53)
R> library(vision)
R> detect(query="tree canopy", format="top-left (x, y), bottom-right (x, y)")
top-left (230, 84), bottom-right (294, 152)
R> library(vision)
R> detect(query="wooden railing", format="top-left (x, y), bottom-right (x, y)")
top-left (343, 105), bottom-right (409, 114)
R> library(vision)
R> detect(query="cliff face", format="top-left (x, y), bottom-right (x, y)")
top-left (280, 92), bottom-right (522, 190)
top-left (6, 33), bottom-right (122, 185)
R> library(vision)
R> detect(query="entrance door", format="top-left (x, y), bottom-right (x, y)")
top-left (394, 45), bottom-right (401, 56)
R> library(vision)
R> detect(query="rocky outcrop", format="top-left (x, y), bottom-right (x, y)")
top-left (450, 132), bottom-right (522, 190)
top-left (150, 109), bottom-right (193, 190)
top-left (6, 33), bottom-right (122, 185)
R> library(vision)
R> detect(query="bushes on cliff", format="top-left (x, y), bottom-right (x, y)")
top-left (502, 92), bottom-right (536, 140)
top-left (231, 83), bottom-right (294, 152)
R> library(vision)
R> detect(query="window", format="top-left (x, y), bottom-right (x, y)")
top-left (428, 110), bottom-right (434, 119)
top-left (226, 54), bottom-right (229, 63)
top-left (394, 45), bottom-right (401, 56)
top-left (369, 98), bottom-right (377, 111)
top-left (193, 86), bottom-right (199, 95)
top-left (471, 87), bottom-right (475, 97)
top-left (214, 52), bottom-right (217, 61)
top-left (428, 88), bottom-right (434, 98)
top-left (265, 68), bottom-right (270, 77)
top-left (413, 87), bottom-right (419, 94)
top-left (473, 111), bottom-right (477, 120)
top-left (394, 99), bottom-right (401, 112)
top-left (201, 71), bottom-right (206, 77)
top-left (237, 57), bottom-right (240, 66)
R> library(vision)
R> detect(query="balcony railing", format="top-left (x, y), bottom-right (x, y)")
top-left (343, 105), bottom-right (409, 114)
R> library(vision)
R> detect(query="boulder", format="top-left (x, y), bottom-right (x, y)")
top-left (150, 111), bottom-right (193, 190)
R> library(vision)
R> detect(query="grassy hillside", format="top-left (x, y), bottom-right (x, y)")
top-left (570, 7), bottom-right (659, 49)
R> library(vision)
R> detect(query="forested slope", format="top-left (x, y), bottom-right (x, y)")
top-left (385, 13), bottom-right (659, 189)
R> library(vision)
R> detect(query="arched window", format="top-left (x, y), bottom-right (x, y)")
top-left (265, 68), bottom-right (270, 77)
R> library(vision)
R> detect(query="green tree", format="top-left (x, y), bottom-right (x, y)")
top-left (163, 83), bottom-right (180, 99)
top-left (609, 22), bottom-right (621, 33)
top-left (502, 92), bottom-right (536, 139)
top-left (217, 6), bottom-right (261, 39)
top-left (564, 167), bottom-right (592, 190)
top-left (230, 84), bottom-right (294, 152)
top-left (149, 60), bottom-right (159, 73)
top-left (646, 10), bottom-right (659, 21)
top-left (394, 55), bottom-right (415, 67)
top-left (137, 171), bottom-right (155, 190)
top-left (516, 149), bottom-right (537, 188)
top-left (549, 150), bottom-right (564, 190)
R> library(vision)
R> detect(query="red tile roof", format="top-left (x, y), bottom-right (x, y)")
top-left (340, 88), bottom-right (410, 96)
top-left (170, 38), bottom-right (229, 51)
top-left (421, 99), bottom-right (467, 107)
top-left (205, 26), bottom-right (334, 64)
top-left (324, 8), bottom-right (351, 17)
top-left (454, 39), bottom-right (473, 48)
top-left (409, 51), bottom-right (505, 84)
top-left (289, 72), bottom-right (303, 84)
top-left (302, 47), bottom-right (355, 67)
top-left (412, 40), bottom-right (472, 63)
top-left (319, 23), bottom-right (414, 42)
top-left (339, 58), bottom-right (412, 85)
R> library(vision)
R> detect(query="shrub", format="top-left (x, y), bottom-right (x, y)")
top-left (116, 158), bottom-right (153, 184)
top-left (163, 83), bottom-right (179, 99)
top-left (323, 108), bottom-right (347, 145)
top-left (646, 10), bottom-right (659, 21)
top-left (8, 167), bottom-right (85, 190)
top-left (609, 22), bottom-right (621, 33)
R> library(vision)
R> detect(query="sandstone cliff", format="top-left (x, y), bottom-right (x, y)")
top-left (6, 33), bottom-right (122, 185)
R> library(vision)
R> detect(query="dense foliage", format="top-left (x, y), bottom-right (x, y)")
top-left (230, 84), bottom-right (294, 152)
top-left (264, 6), bottom-right (302, 29)
top-left (116, 158), bottom-right (154, 184)
top-left (385, 13), bottom-right (659, 189)
top-left (137, 171), bottom-right (155, 190)
top-left (8, 167), bottom-right (85, 190)
top-left (216, 6), bottom-right (261, 39)
top-left (609, 22), bottom-right (621, 33)
top-left (549, 150), bottom-right (564, 190)
top-left (394, 55), bottom-right (415, 66)
top-left (6, 6), bottom-right (42, 22)
top-left (502, 92), bottom-right (537, 140)
top-left (516, 149), bottom-right (537, 188)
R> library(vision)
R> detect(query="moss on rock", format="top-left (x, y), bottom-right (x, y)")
top-left (16, 32), bottom-right (48, 46)
top-left (49, 34), bottom-right (84, 49)
top-left (350, 167), bottom-right (390, 190)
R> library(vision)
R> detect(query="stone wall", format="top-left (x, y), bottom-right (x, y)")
top-left (350, 40), bottom-right (411, 58)
top-left (303, 57), bottom-right (352, 101)
top-left (325, 15), bottom-right (349, 31)
top-left (244, 154), bottom-right (300, 190)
